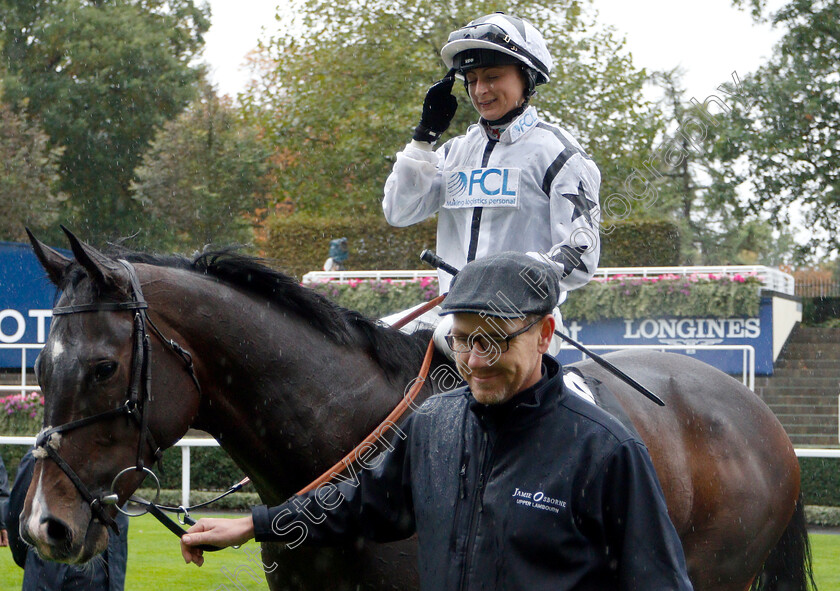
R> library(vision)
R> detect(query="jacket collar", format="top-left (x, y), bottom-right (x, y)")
top-left (476, 105), bottom-right (540, 144)
top-left (468, 355), bottom-right (564, 429)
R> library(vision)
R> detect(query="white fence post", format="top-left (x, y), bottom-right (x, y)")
top-left (182, 444), bottom-right (191, 508)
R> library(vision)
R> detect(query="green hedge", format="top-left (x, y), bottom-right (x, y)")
top-left (156, 445), bottom-right (245, 491)
top-left (134, 488), bottom-right (261, 511)
top-left (263, 213), bottom-right (437, 280)
top-left (802, 297), bottom-right (840, 326)
top-left (600, 220), bottom-right (681, 266)
top-left (0, 440), bottom-right (246, 492)
top-left (262, 214), bottom-right (680, 280)
top-left (5, 426), bottom-right (840, 510)
top-left (800, 457), bottom-right (840, 507)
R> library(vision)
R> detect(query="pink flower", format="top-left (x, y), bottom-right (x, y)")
top-left (733, 274), bottom-right (746, 283)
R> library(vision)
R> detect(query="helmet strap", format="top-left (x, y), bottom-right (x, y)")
top-left (481, 104), bottom-right (527, 128)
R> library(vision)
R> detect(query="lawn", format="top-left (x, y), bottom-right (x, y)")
top-left (2, 513), bottom-right (268, 590)
top-left (814, 533), bottom-right (840, 590)
top-left (1, 526), bottom-right (838, 590)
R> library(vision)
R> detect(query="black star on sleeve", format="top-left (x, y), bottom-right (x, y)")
top-left (562, 181), bottom-right (597, 225)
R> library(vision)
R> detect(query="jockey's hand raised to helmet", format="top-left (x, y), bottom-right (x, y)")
top-left (413, 68), bottom-right (458, 144)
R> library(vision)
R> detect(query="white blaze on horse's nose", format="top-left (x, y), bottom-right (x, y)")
top-left (51, 339), bottom-right (65, 362)
top-left (26, 469), bottom-right (49, 542)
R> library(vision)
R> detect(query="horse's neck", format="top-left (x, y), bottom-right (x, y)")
top-left (148, 268), bottom-right (430, 503)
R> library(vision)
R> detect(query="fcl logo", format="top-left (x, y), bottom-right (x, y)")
top-left (445, 168), bottom-right (521, 209)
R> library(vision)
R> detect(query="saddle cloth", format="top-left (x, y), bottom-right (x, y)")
top-left (562, 367), bottom-right (642, 440)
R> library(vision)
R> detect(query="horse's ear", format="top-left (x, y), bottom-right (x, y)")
top-left (26, 227), bottom-right (72, 287)
top-left (60, 225), bottom-right (128, 290)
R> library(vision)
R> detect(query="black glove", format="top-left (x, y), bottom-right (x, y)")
top-left (413, 69), bottom-right (458, 143)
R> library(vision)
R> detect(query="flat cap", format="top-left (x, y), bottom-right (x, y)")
top-left (440, 252), bottom-right (560, 318)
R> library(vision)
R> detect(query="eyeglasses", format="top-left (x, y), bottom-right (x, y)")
top-left (445, 317), bottom-right (543, 355)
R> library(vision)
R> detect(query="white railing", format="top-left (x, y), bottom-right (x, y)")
top-left (558, 343), bottom-right (756, 391)
top-left (796, 449), bottom-right (840, 457)
top-left (302, 269), bottom-right (434, 283)
top-left (0, 435), bottom-right (220, 508)
top-left (302, 265), bottom-right (796, 295)
top-left (2, 435), bottom-right (836, 508)
top-left (590, 265), bottom-right (795, 295)
top-left (0, 343), bottom-right (43, 396)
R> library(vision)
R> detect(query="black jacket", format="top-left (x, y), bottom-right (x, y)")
top-left (253, 356), bottom-right (693, 591)
top-left (7, 449), bottom-right (129, 591)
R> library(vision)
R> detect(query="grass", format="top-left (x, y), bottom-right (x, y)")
top-left (814, 533), bottom-right (840, 590)
top-left (1, 513), bottom-right (269, 590)
top-left (2, 525), bottom-right (839, 590)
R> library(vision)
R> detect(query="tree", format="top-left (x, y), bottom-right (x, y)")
top-left (716, 0), bottom-right (840, 258)
top-left (0, 100), bottom-right (66, 242)
top-left (240, 0), bottom-right (663, 220)
top-left (131, 82), bottom-right (276, 252)
top-left (635, 68), bottom-right (796, 265)
top-left (0, 0), bottom-right (210, 244)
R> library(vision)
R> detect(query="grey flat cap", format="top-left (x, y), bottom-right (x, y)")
top-left (440, 252), bottom-right (560, 318)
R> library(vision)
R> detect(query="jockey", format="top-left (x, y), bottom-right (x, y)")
top-left (382, 12), bottom-right (601, 355)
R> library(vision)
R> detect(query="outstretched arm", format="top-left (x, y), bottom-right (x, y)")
top-left (180, 515), bottom-right (255, 567)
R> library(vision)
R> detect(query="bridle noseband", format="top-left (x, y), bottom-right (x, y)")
top-left (35, 260), bottom-right (201, 534)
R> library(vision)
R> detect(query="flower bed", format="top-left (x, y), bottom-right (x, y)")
top-left (0, 391), bottom-right (44, 434)
top-left (306, 273), bottom-right (763, 322)
top-left (308, 277), bottom-right (440, 318)
top-left (563, 273), bottom-right (764, 321)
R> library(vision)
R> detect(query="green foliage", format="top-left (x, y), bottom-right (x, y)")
top-left (713, 0), bottom-right (840, 257)
top-left (263, 215), bottom-right (679, 280)
top-left (802, 297), bottom-right (840, 326)
top-left (563, 274), bottom-right (763, 321)
top-left (240, 0), bottom-right (663, 216)
top-left (154, 444), bottom-right (245, 491)
top-left (0, 102), bottom-right (65, 241)
top-left (600, 220), bottom-right (681, 266)
top-left (134, 488), bottom-right (262, 511)
top-left (0, 0), bottom-right (210, 244)
top-left (309, 277), bottom-right (439, 318)
top-left (263, 213), bottom-right (437, 279)
top-left (633, 68), bottom-right (796, 266)
top-left (131, 81), bottom-right (276, 251)
top-left (800, 457), bottom-right (840, 507)
top-left (0, 392), bottom-right (44, 435)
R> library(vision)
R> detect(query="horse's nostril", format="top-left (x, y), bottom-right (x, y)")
top-left (44, 517), bottom-right (73, 546)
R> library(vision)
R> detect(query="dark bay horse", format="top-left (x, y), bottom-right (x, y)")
top-left (20, 229), bottom-right (813, 591)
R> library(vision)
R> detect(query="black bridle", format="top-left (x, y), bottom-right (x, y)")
top-left (35, 259), bottom-right (201, 534)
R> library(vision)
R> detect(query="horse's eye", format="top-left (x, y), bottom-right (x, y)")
top-left (93, 361), bottom-right (118, 382)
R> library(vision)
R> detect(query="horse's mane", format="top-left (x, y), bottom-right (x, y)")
top-left (61, 248), bottom-right (431, 380)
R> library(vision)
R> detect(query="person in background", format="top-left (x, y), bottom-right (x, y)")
top-left (323, 237), bottom-right (349, 272)
top-left (6, 448), bottom-right (129, 591)
top-left (381, 13), bottom-right (601, 355)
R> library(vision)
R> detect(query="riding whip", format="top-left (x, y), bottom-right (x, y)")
top-left (420, 250), bottom-right (664, 406)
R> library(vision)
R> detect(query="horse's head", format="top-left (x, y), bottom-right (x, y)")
top-left (21, 227), bottom-right (202, 563)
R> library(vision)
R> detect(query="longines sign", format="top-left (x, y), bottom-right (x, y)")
top-left (557, 298), bottom-right (775, 376)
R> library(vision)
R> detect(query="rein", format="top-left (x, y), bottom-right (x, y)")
top-left (296, 293), bottom-right (444, 495)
